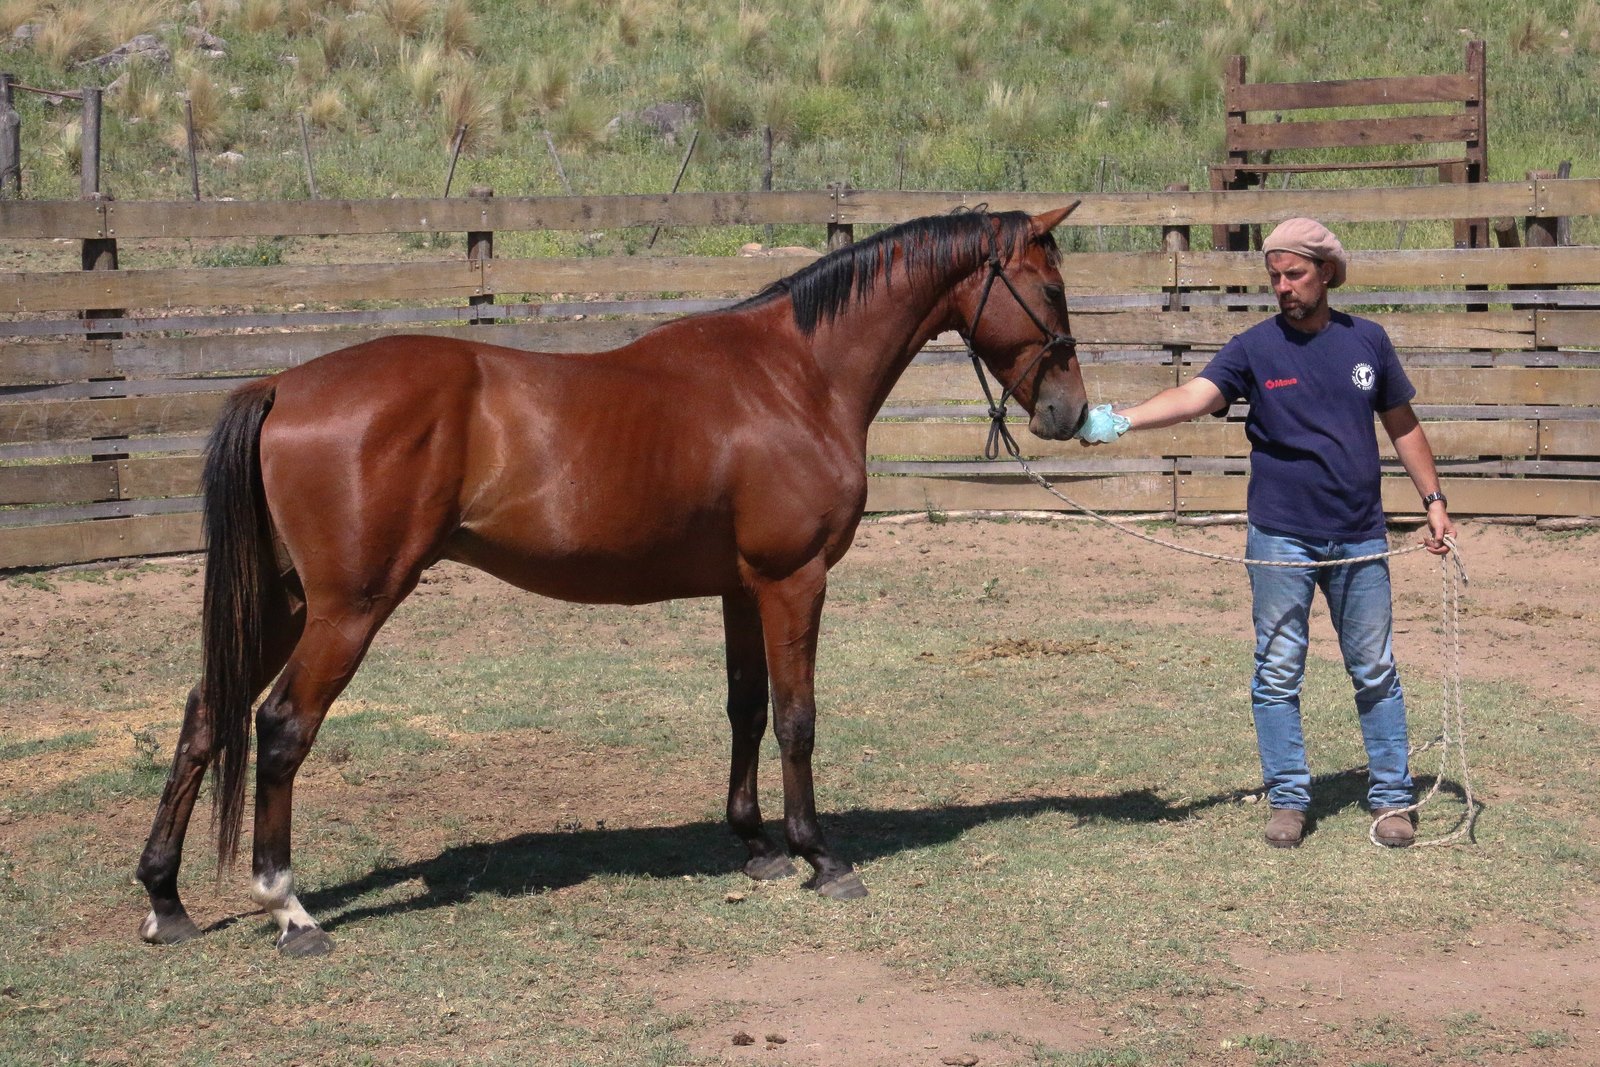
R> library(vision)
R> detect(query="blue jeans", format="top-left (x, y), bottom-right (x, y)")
top-left (1245, 524), bottom-right (1414, 812)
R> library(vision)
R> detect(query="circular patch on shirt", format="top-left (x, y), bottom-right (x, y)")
top-left (1351, 362), bottom-right (1376, 391)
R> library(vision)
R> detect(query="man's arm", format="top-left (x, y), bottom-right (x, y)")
top-left (1380, 402), bottom-right (1456, 555)
top-left (1120, 377), bottom-right (1229, 430)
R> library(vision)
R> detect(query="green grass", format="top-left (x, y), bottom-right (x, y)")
top-left (1, 0), bottom-right (1597, 253)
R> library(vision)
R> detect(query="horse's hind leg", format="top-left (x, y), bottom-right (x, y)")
top-left (137, 586), bottom-right (302, 945)
top-left (248, 587), bottom-right (414, 956)
top-left (722, 592), bottom-right (797, 881)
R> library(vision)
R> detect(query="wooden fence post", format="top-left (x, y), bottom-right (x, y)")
top-left (184, 97), bottom-right (200, 200)
top-left (1162, 184), bottom-right (1191, 517)
top-left (467, 185), bottom-right (494, 326)
top-left (80, 85), bottom-right (101, 197)
top-left (0, 73), bottom-right (20, 197)
top-left (762, 125), bottom-right (774, 244)
top-left (827, 182), bottom-right (853, 250)
top-left (1525, 169), bottom-right (1558, 249)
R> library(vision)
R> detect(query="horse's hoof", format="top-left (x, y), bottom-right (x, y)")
top-left (744, 853), bottom-right (799, 881)
top-left (807, 870), bottom-right (868, 900)
top-left (140, 910), bottom-right (202, 945)
top-left (277, 926), bottom-right (336, 958)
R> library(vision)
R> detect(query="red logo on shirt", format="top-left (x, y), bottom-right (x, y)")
top-left (1265, 377), bottom-right (1299, 390)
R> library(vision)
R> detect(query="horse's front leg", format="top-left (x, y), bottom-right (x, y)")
top-left (751, 558), bottom-right (866, 900)
top-left (721, 592), bottom-right (798, 881)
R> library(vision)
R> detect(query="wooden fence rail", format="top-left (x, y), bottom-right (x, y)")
top-left (3, 181), bottom-right (1598, 570)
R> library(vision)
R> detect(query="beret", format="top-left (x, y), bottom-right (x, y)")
top-left (1262, 217), bottom-right (1347, 288)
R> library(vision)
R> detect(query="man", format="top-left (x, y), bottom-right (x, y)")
top-left (1078, 218), bottom-right (1456, 849)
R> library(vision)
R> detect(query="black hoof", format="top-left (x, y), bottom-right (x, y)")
top-left (278, 926), bottom-right (336, 958)
top-left (805, 870), bottom-right (868, 900)
top-left (744, 853), bottom-right (799, 881)
top-left (140, 911), bottom-right (202, 945)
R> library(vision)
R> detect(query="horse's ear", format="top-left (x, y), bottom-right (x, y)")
top-left (1030, 201), bottom-right (1081, 236)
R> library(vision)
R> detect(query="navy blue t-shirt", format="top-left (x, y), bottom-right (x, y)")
top-left (1197, 311), bottom-right (1415, 541)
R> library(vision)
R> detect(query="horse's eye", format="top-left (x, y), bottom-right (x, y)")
top-left (1043, 284), bottom-right (1065, 303)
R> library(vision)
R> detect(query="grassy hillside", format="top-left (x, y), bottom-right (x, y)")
top-left (1, 0), bottom-right (1597, 252)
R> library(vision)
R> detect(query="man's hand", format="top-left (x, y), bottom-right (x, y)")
top-left (1422, 503), bottom-right (1456, 556)
top-left (1076, 404), bottom-right (1130, 445)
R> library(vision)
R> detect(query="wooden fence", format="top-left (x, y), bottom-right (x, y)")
top-left (2, 181), bottom-right (1598, 570)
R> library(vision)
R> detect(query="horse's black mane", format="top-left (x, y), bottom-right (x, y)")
top-left (736, 210), bottom-right (1041, 335)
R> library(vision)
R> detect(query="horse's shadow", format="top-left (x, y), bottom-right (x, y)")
top-left (302, 770), bottom-right (1475, 932)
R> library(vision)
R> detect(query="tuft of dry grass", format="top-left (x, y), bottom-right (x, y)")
top-left (34, 4), bottom-right (105, 70)
top-left (111, 60), bottom-right (166, 124)
top-left (1508, 10), bottom-right (1556, 55)
top-left (439, 72), bottom-right (495, 149)
top-left (983, 81), bottom-right (1055, 148)
top-left (306, 85), bottom-right (346, 128)
top-left (440, 0), bottom-right (476, 55)
top-left (528, 57), bottom-right (571, 113)
top-left (379, 0), bottom-right (432, 41)
top-left (0, 0), bottom-right (44, 36)
top-left (238, 0), bottom-right (280, 33)
top-left (724, 2), bottom-right (771, 68)
top-left (1577, 1), bottom-right (1600, 53)
top-left (282, 0), bottom-right (320, 36)
top-left (696, 64), bottom-right (749, 133)
top-left (105, 0), bottom-right (172, 46)
top-left (545, 90), bottom-right (611, 154)
top-left (824, 0), bottom-right (869, 36)
top-left (180, 65), bottom-right (228, 148)
top-left (318, 15), bottom-right (352, 69)
top-left (48, 116), bottom-right (83, 175)
top-left (402, 40), bottom-right (444, 107)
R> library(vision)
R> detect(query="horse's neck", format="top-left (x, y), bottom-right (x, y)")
top-left (809, 261), bottom-right (971, 428)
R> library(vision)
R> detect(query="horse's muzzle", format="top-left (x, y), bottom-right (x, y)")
top-left (1029, 400), bottom-right (1089, 441)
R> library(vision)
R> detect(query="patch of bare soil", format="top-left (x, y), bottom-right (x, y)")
top-left (644, 951), bottom-right (1104, 1066)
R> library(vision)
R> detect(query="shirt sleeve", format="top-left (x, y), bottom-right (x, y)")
top-left (1196, 334), bottom-right (1252, 407)
top-left (1372, 326), bottom-right (1417, 412)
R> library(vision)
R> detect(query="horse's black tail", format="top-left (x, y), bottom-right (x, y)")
top-left (199, 377), bottom-right (278, 868)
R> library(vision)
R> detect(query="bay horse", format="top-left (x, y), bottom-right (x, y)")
top-left (136, 205), bottom-right (1088, 956)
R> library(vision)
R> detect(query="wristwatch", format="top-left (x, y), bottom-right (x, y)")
top-left (1421, 491), bottom-right (1448, 509)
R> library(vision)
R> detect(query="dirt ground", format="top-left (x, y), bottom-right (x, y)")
top-left (2, 516), bottom-right (1597, 1065)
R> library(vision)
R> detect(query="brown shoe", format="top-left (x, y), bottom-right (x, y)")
top-left (1373, 807), bottom-right (1416, 848)
top-left (1264, 807), bottom-right (1306, 848)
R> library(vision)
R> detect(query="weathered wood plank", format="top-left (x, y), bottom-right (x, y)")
top-left (114, 454), bottom-right (205, 499)
top-left (885, 363), bottom-right (1174, 407)
top-left (864, 473), bottom-right (1175, 513)
top-left (0, 511), bottom-right (202, 570)
top-left (0, 192), bottom-right (839, 240)
top-left (1535, 311), bottom-right (1600, 349)
top-left (1228, 114), bottom-right (1479, 153)
top-left (1540, 420), bottom-right (1600, 456)
top-left (1408, 367), bottom-right (1600, 405)
top-left (1227, 73), bottom-right (1479, 112)
top-left (4, 182), bottom-right (1592, 246)
top-left (833, 181), bottom-right (1567, 227)
top-left (0, 393), bottom-right (226, 444)
top-left (2, 261), bottom-right (486, 313)
top-left (1091, 310), bottom-right (1533, 350)
top-left (1179, 247), bottom-right (1600, 289)
top-left (0, 460), bottom-right (119, 505)
top-left (1174, 475), bottom-right (1600, 517)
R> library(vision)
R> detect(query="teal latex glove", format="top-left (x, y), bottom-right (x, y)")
top-left (1077, 403), bottom-right (1131, 444)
